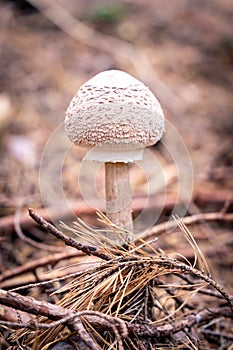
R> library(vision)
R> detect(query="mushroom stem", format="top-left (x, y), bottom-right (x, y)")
top-left (105, 162), bottom-right (133, 232)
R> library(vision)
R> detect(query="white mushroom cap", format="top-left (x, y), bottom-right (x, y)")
top-left (65, 70), bottom-right (165, 162)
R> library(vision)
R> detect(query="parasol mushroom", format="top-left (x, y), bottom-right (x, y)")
top-left (65, 70), bottom-right (165, 234)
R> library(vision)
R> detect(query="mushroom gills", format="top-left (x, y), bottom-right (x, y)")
top-left (84, 148), bottom-right (144, 163)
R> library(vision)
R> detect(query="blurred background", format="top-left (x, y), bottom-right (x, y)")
top-left (0, 0), bottom-right (232, 286)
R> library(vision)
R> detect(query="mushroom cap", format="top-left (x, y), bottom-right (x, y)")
top-left (65, 70), bottom-right (165, 162)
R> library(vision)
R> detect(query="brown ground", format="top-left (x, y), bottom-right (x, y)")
top-left (0, 0), bottom-right (232, 349)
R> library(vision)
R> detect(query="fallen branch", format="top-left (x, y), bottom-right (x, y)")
top-left (0, 194), bottom-right (175, 235)
top-left (0, 304), bottom-right (31, 324)
top-left (139, 211), bottom-right (233, 241)
top-left (25, 209), bottom-right (233, 311)
top-left (0, 198), bottom-right (95, 235)
top-left (0, 249), bottom-right (83, 283)
top-left (28, 208), bottom-right (111, 261)
top-left (1, 190), bottom-right (231, 235)
top-left (13, 203), bottom-right (64, 252)
top-left (0, 289), bottom-right (232, 339)
top-left (0, 288), bottom-right (126, 350)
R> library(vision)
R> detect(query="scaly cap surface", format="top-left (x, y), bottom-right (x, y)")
top-left (65, 70), bottom-right (165, 162)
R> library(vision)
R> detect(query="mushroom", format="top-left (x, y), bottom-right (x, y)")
top-left (65, 70), bottom-right (165, 234)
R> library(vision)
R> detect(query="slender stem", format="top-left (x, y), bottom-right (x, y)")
top-left (105, 162), bottom-right (133, 232)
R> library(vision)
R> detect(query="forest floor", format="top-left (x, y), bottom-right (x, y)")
top-left (0, 1), bottom-right (232, 349)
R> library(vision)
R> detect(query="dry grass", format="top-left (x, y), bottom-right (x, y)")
top-left (11, 213), bottom-right (232, 349)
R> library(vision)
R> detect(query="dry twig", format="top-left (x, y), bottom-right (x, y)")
top-left (1, 209), bottom-right (232, 349)
top-left (139, 211), bottom-right (233, 241)
top-left (0, 250), bottom-right (83, 284)
top-left (28, 208), bottom-right (111, 261)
